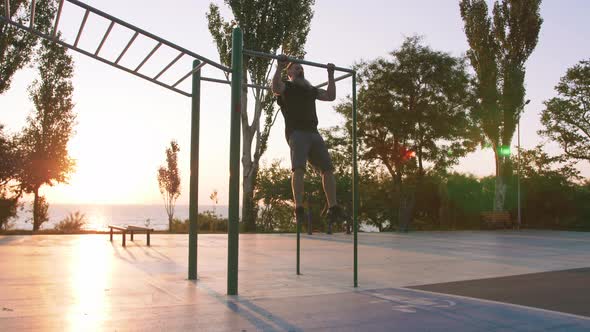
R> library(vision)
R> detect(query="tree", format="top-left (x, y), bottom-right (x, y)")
top-left (358, 167), bottom-right (396, 232)
top-left (335, 37), bottom-right (477, 230)
top-left (517, 145), bottom-right (581, 228)
top-left (209, 189), bottom-right (218, 215)
top-left (18, 36), bottom-right (76, 231)
top-left (207, 0), bottom-right (315, 232)
top-left (518, 145), bottom-right (580, 182)
top-left (539, 59), bottom-right (590, 162)
top-left (254, 160), bottom-right (293, 232)
top-left (157, 140), bottom-right (181, 231)
top-left (460, 0), bottom-right (543, 211)
top-left (0, 0), bottom-right (56, 94)
top-left (0, 124), bottom-right (21, 230)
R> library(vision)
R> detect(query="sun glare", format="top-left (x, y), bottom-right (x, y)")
top-left (48, 120), bottom-right (158, 204)
top-left (66, 237), bottom-right (112, 330)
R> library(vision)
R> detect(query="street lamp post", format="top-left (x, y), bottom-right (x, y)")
top-left (517, 99), bottom-right (531, 230)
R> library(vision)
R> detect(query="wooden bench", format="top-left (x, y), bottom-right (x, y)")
top-left (108, 225), bottom-right (154, 246)
top-left (480, 211), bottom-right (513, 229)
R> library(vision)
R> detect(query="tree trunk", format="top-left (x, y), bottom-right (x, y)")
top-left (438, 181), bottom-right (449, 229)
top-left (242, 169), bottom-right (258, 232)
top-left (393, 173), bottom-right (402, 232)
top-left (493, 150), bottom-right (509, 212)
top-left (494, 176), bottom-right (507, 212)
top-left (240, 75), bottom-right (261, 233)
top-left (168, 215), bottom-right (173, 232)
top-left (33, 186), bottom-right (40, 231)
top-left (399, 188), bottom-right (416, 232)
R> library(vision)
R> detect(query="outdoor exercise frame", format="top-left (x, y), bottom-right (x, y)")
top-left (1, 0), bottom-right (358, 296)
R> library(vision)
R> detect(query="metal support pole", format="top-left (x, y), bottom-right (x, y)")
top-left (115, 31), bottom-right (138, 64)
top-left (307, 208), bottom-right (312, 235)
top-left (52, 0), bottom-right (64, 39)
top-left (4, 0), bottom-right (10, 18)
top-left (352, 73), bottom-right (359, 288)
top-left (30, 0), bottom-right (36, 29)
top-left (135, 42), bottom-right (162, 72)
top-left (517, 118), bottom-right (521, 230)
top-left (297, 216), bottom-right (301, 275)
top-left (95, 21), bottom-right (115, 56)
top-left (517, 100), bottom-right (529, 230)
top-left (188, 60), bottom-right (201, 280)
top-left (74, 9), bottom-right (89, 48)
top-left (227, 27), bottom-right (243, 296)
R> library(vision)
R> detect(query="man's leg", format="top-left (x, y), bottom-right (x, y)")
top-left (323, 170), bottom-right (351, 233)
top-left (321, 170), bottom-right (338, 208)
top-left (322, 170), bottom-right (348, 232)
top-left (289, 131), bottom-right (310, 225)
top-left (292, 168), bottom-right (305, 209)
top-left (309, 133), bottom-right (348, 232)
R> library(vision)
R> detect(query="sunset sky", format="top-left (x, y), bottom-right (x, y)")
top-left (2, 0), bottom-right (589, 205)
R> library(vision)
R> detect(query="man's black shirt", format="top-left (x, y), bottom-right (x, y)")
top-left (277, 81), bottom-right (319, 140)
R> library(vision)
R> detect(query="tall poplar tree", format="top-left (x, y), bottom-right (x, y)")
top-left (460, 0), bottom-right (542, 211)
top-left (19, 36), bottom-right (76, 231)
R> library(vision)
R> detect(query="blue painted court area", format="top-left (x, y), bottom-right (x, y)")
top-left (242, 287), bottom-right (590, 331)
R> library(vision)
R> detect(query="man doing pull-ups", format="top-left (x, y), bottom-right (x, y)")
top-left (272, 54), bottom-right (347, 233)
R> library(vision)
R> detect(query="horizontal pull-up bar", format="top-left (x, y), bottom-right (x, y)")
top-left (315, 73), bottom-right (354, 88)
top-left (199, 77), bottom-right (269, 90)
top-left (65, 0), bottom-right (231, 73)
top-left (200, 76), bottom-right (229, 85)
top-left (200, 74), bottom-right (351, 90)
top-left (243, 49), bottom-right (355, 74)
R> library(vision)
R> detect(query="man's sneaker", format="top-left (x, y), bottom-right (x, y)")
top-left (324, 205), bottom-right (349, 234)
top-left (326, 205), bottom-right (349, 225)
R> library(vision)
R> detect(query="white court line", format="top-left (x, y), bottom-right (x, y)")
top-left (400, 286), bottom-right (590, 322)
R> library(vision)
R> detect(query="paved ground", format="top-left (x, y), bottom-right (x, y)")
top-left (1, 230), bottom-right (589, 331)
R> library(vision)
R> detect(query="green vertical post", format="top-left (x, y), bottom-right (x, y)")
top-left (297, 218), bottom-right (301, 275)
top-left (227, 27), bottom-right (243, 296)
top-left (352, 72), bottom-right (358, 288)
top-left (188, 60), bottom-right (201, 280)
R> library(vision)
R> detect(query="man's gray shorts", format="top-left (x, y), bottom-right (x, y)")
top-left (288, 130), bottom-right (334, 173)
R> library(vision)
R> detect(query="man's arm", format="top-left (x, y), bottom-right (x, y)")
top-left (272, 54), bottom-right (288, 95)
top-left (317, 63), bottom-right (336, 101)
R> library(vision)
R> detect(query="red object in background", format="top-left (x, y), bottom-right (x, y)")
top-left (399, 145), bottom-right (416, 161)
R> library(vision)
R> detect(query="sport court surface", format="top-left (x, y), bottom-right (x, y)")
top-left (1, 230), bottom-right (589, 331)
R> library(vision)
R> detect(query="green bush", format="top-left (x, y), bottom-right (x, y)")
top-left (54, 211), bottom-right (87, 232)
top-left (0, 195), bottom-right (19, 231)
top-left (170, 211), bottom-right (228, 233)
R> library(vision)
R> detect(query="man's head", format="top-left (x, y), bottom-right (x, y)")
top-left (287, 62), bottom-right (305, 80)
